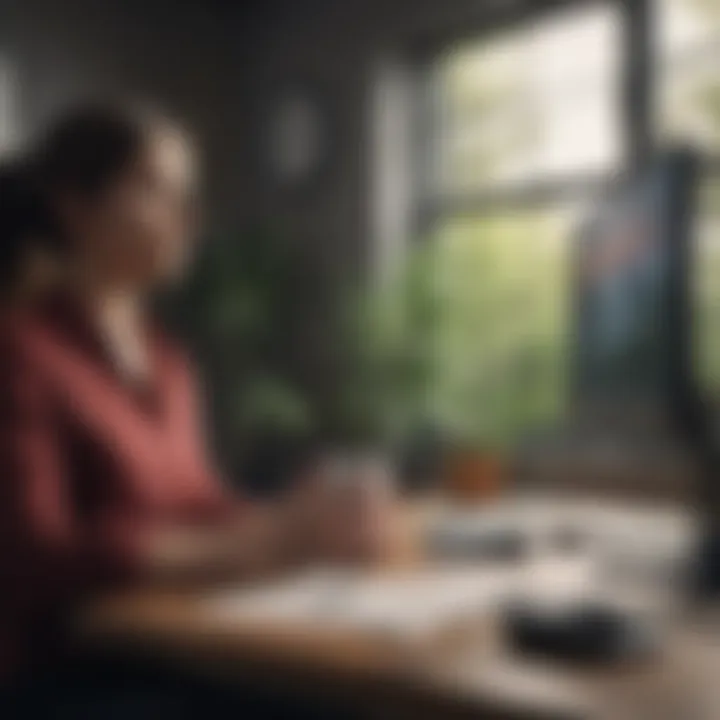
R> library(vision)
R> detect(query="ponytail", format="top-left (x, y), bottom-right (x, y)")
top-left (0, 160), bottom-right (56, 296)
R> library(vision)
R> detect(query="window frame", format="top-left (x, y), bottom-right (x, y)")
top-left (412, 0), bottom-right (653, 236)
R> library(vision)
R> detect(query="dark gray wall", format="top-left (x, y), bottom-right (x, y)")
top-left (0, 0), bottom-right (242, 227)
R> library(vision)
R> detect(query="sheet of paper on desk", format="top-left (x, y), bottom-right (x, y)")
top-left (207, 568), bottom-right (517, 639)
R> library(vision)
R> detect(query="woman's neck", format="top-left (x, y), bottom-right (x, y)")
top-left (76, 283), bottom-right (152, 384)
top-left (93, 289), bottom-right (143, 329)
top-left (68, 267), bottom-right (143, 324)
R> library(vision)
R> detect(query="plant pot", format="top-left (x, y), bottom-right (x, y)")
top-left (443, 448), bottom-right (505, 503)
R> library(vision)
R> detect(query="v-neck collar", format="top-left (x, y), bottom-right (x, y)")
top-left (36, 291), bottom-right (166, 418)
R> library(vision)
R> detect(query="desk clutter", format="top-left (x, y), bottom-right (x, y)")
top-left (206, 498), bottom-right (693, 669)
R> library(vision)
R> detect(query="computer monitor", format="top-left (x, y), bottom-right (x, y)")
top-left (569, 150), bottom-right (720, 594)
top-left (573, 150), bottom-right (699, 427)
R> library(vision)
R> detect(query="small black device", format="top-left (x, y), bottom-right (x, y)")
top-left (504, 600), bottom-right (659, 665)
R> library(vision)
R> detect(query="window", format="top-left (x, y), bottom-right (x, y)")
top-left (693, 174), bottom-right (720, 397)
top-left (430, 204), bottom-right (578, 445)
top-left (657, 0), bottom-right (720, 153)
top-left (420, 3), bottom-right (623, 446)
top-left (437, 4), bottom-right (622, 195)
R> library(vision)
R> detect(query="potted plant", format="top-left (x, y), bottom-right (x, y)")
top-left (331, 240), bottom-right (446, 492)
top-left (164, 224), bottom-right (317, 496)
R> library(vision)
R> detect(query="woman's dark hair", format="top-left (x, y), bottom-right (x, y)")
top-left (33, 100), bottom-right (174, 200)
top-left (0, 160), bottom-right (55, 294)
top-left (0, 102), bottom-right (183, 295)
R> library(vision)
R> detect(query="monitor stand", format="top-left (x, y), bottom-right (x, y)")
top-left (676, 396), bottom-right (720, 599)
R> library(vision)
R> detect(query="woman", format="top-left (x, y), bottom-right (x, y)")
top-left (0, 102), bottom-right (386, 691)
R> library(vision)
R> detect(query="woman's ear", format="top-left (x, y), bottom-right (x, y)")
top-left (52, 183), bottom-right (101, 242)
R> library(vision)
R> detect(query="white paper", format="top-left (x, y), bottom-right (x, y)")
top-left (207, 567), bottom-right (515, 639)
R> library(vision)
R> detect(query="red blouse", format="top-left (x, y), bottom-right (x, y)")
top-left (0, 295), bottom-right (234, 675)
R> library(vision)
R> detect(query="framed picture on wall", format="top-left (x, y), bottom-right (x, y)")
top-left (263, 85), bottom-right (332, 190)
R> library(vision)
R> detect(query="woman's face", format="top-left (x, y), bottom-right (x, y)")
top-left (67, 126), bottom-right (198, 289)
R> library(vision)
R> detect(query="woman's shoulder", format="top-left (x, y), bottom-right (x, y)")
top-left (0, 305), bottom-right (57, 387)
top-left (0, 304), bottom-right (46, 351)
top-left (0, 294), bottom-right (90, 375)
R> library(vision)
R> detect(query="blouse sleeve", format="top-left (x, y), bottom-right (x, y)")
top-left (166, 344), bottom-right (245, 522)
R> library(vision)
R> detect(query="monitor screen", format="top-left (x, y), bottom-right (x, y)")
top-left (574, 151), bottom-right (698, 415)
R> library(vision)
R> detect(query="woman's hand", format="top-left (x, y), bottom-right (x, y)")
top-left (137, 457), bottom-right (404, 586)
top-left (280, 454), bottom-right (402, 566)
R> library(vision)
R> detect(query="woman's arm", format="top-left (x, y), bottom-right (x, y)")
top-left (135, 503), bottom-right (297, 585)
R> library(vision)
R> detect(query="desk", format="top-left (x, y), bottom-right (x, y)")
top-left (75, 503), bottom-right (720, 720)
